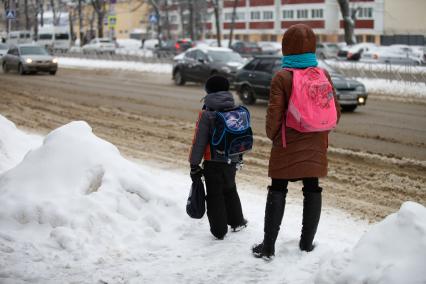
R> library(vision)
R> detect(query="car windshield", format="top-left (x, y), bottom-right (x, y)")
top-left (20, 46), bottom-right (49, 55)
top-left (55, 33), bottom-right (69, 40)
top-left (207, 50), bottom-right (243, 62)
top-left (244, 42), bottom-right (258, 48)
top-left (39, 34), bottom-right (53, 40)
top-left (325, 43), bottom-right (339, 51)
top-left (100, 39), bottom-right (112, 43)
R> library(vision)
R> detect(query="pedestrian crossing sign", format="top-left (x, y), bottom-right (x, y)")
top-left (108, 16), bottom-right (117, 29)
top-left (5, 9), bottom-right (16, 20)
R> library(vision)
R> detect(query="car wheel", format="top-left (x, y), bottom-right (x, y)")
top-left (18, 64), bottom-right (25, 75)
top-left (2, 62), bottom-right (8, 73)
top-left (174, 70), bottom-right (185, 86)
top-left (341, 105), bottom-right (357, 112)
top-left (49, 70), bottom-right (57, 76)
top-left (239, 85), bottom-right (256, 105)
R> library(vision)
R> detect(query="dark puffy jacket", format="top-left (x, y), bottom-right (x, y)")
top-left (189, 91), bottom-right (237, 165)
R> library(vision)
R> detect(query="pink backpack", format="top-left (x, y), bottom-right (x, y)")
top-left (282, 67), bottom-right (337, 147)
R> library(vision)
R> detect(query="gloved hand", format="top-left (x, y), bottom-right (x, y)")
top-left (190, 164), bottom-right (203, 182)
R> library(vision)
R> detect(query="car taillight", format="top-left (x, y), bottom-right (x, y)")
top-left (373, 54), bottom-right (379, 60)
top-left (175, 43), bottom-right (180, 49)
top-left (347, 52), bottom-right (353, 58)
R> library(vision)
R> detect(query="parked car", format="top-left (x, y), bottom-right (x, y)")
top-left (346, 43), bottom-right (377, 61)
top-left (361, 45), bottom-right (423, 65)
top-left (316, 42), bottom-right (340, 59)
top-left (82, 38), bottom-right (116, 54)
top-left (172, 46), bottom-right (245, 85)
top-left (234, 56), bottom-right (367, 112)
top-left (230, 41), bottom-right (263, 57)
top-left (154, 39), bottom-right (194, 57)
top-left (258, 41), bottom-right (281, 55)
top-left (0, 43), bottom-right (9, 57)
top-left (6, 30), bottom-right (32, 45)
top-left (337, 43), bottom-right (350, 60)
top-left (38, 25), bottom-right (71, 52)
top-left (2, 44), bottom-right (58, 75)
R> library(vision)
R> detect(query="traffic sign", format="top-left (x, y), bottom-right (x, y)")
top-left (108, 16), bottom-right (117, 29)
top-left (149, 14), bottom-right (158, 24)
top-left (5, 9), bottom-right (16, 20)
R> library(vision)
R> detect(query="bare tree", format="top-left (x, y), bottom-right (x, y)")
top-left (91, 0), bottom-right (106, 38)
top-left (228, 0), bottom-right (238, 48)
top-left (212, 0), bottom-right (220, 46)
top-left (337, 0), bottom-right (359, 45)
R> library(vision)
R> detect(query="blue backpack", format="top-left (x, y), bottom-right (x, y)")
top-left (210, 106), bottom-right (253, 163)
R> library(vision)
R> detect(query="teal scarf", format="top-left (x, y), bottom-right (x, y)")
top-left (281, 53), bottom-right (318, 68)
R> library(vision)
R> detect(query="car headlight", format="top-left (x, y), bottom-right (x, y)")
top-left (25, 58), bottom-right (33, 64)
top-left (52, 58), bottom-right (58, 64)
top-left (221, 66), bottom-right (232, 74)
top-left (355, 85), bottom-right (366, 92)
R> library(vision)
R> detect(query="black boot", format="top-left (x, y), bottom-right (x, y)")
top-left (252, 186), bottom-right (287, 260)
top-left (299, 186), bottom-right (322, 252)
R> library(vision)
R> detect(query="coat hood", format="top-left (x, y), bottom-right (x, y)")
top-left (282, 24), bottom-right (316, 56)
top-left (203, 91), bottom-right (235, 111)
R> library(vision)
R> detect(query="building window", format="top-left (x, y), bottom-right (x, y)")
top-left (297, 9), bottom-right (308, 19)
top-left (282, 10), bottom-right (294, 19)
top-left (251, 11), bottom-right (261, 20)
top-left (353, 7), bottom-right (373, 19)
top-left (225, 12), bottom-right (245, 21)
top-left (366, 35), bottom-right (375, 43)
top-left (311, 9), bottom-right (323, 19)
top-left (170, 15), bottom-right (177, 23)
top-left (263, 11), bottom-right (274, 20)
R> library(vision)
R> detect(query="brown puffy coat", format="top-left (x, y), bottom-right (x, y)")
top-left (266, 24), bottom-right (341, 179)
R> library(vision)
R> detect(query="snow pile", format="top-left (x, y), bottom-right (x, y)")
top-left (325, 59), bottom-right (426, 75)
top-left (316, 202), bottom-right (426, 284)
top-left (357, 78), bottom-right (426, 98)
top-left (58, 57), bottom-right (171, 73)
top-left (0, 115), bottom-right (42, 173)
top-left (0, 120), bottom-right (186, 283)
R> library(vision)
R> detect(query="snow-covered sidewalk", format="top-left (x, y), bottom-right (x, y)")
top-left (0, 115), bottom-right (425, 284)
top-left (58, 57), bottom-right (173, 74)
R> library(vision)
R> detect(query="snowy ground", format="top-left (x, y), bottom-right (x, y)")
top-left (355, 78), bottom-right (426, 98)
top-left (1, 115), bottom-right (425, 284)
top-left (325, 59), bottom-right (426, 75)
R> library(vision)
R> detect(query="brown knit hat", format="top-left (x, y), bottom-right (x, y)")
top-left (282, 24), bottom-right (317, 56)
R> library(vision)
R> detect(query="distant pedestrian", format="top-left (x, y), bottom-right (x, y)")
top-left (252, 24), bottom-right (341, 260)
top-left (189, 75), bottom-right (250, 240)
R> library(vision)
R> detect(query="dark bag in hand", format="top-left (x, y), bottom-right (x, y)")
top-left (186, 177), bottom-right (206, 219)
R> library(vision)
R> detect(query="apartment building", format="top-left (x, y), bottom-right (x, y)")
top-left (203, 0), bottom-right (385, 43)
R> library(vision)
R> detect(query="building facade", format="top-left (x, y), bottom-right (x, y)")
top-left (203, 0), bottom-right (386, 44)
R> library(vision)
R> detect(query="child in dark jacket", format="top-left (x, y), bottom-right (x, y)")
top-left (189, 75), bottom-right (247, 239)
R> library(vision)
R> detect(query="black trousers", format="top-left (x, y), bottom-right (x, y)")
top-left (271, 178), bottom-right (319, 191)
top-left (203, 161), bottom-right (245, 239)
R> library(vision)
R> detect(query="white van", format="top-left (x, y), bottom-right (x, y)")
top-left (7, 30), bottom-right (32, 45)
top-left (38, 26), bottom-right (71, 52)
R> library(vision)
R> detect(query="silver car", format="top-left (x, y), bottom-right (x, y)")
top-left (0, 43), bottom-right (8, 58)
top-left (2, 44), bottom-right (58, 75)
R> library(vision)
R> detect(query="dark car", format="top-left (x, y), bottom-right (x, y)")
top-left (172, 47), bottom-right (246, 85)
top-left (2, 44), bottom-right (58, 75)
top-left (154, 39), bottom-right (194, 58)
top-left (234, 56), bottom-right (367, 112)
top-left (231, 41), bottom-right (263, 57)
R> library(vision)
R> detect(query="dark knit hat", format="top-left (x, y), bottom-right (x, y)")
top-left (204, 75), bottom-right (230, 94)
top-left (282, 24), bottom-right (316, 55)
